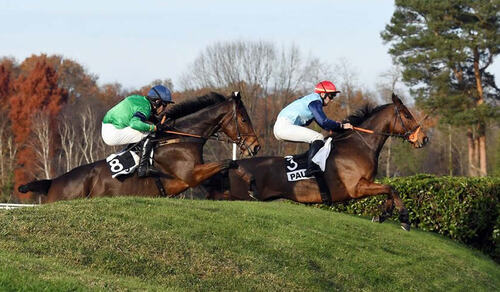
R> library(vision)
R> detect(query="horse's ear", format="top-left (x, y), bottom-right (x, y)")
top-left (392, 93), bottom-right (402, 105)
top-left (232, 91), bottom-right (241, 100)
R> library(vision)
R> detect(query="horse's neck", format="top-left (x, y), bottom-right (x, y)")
top-left (353, 106), bottom-right (394, 158)
top-left (154, 103), bottom-right (228, 165)
top-left (173, 103), bottom-right (228, 137)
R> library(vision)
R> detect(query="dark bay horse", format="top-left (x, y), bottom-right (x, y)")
top-left (206, 94), bottom-right (428, 231)
top-left (19, 92), bottom-right (260, 203)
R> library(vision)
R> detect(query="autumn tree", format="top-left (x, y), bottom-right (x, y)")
top-left (9, 58), bottom-right (67, 200)
top-left (130, 78), bottom-right (174, 97)
top-left (29, 111), bottom-right (53, 179)
top-left (0, 61), bottom-right (17, 201)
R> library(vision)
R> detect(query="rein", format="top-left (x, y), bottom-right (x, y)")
top-left (154, 97), bottom-right (257, 153)
top-left (350, 106), bottom-right (422, 141)
top-left (332, 104), bottom-right (423, 150)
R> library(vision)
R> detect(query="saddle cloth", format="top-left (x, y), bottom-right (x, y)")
top-left (106, 150), bottom-right (140, 178)
top-left (284, 153), bottom-right (310, 181)
top-left (284, 137), bottom-right (332, 182)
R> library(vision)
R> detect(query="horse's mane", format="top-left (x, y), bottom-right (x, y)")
top-left (344, 103), bottom-right (391, 126)
top-left (165, 92), bottom-right (227, 120)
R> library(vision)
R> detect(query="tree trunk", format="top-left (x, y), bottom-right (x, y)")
top-left (467, 128), bottom-right (476, 176)
top-left (474, 134), bottom-right (480, 176)
top-left (448, 125), bottom-right (453, 176)
top-left (473, 47), bottom-right (484, 105)
top-left (473, 47), bottom-right (487, 176)
top-left (478, 124), bottom-right (487, 176)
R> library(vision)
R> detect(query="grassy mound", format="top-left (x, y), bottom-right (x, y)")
top-left (0, 198), bottom-right (498, 291)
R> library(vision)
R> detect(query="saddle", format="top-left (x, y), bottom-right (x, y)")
top-left (283, 138), bottom-right (333, 205)
top-left (284, 137), bottom-right (333, 182)
top-left (105, 141), bottom-right (167, 197)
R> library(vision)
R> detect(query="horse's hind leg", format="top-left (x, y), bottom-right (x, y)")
top-left (371, 194), bottom-right (394, 223)
top-left (355, 179), bottom-right (410, 231)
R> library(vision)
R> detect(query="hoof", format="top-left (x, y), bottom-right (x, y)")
top-left (18, 184), bottom-right (29, 193)
top-left (249, 191), bottom-right (258, 200)
top-left (372, 215), bottom-right (387, 223)
top-left (401, 223), bottom-right (411, 231)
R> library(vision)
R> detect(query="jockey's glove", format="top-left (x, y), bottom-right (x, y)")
top-left (341, 123), bottom-right (353, 130)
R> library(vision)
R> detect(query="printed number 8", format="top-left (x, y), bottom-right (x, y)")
top-left (109, 158), bottom-right (124, 173)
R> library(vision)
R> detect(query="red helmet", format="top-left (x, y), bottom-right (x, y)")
top-left (314, 81), bottom-right (341, 94)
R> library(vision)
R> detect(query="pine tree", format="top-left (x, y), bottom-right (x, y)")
top-left (381, 0), bottom-right (499, 176)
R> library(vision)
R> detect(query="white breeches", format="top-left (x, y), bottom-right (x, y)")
top-left (273, 117), bottom-right (324, 144)
top-left (101, 123), bottom-right (149, 146)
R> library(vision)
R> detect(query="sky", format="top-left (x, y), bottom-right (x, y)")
top-left (1, 0), bottom-right (499, 93)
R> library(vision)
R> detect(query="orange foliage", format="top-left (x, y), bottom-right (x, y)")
top-left (9, 58), bottom-right (67, 200)
top-left (98, 83), bottom-right (125, 107)
top-left (0, 65), bottom-right (11, 111)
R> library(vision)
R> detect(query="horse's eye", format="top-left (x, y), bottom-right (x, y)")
top-left (241, 117), bottom-right (246, 122)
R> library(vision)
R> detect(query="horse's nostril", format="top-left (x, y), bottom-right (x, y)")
top-left (423, 137), bottom-right (429, 145)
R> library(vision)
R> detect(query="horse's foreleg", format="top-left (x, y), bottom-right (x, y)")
top-left (164, 179), bottom-right (190, 197)
top-left (355, 179), bottom-right (410, 231)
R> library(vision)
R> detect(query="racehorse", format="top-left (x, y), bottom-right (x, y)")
top-left (19, 92), bottom-right (260, 203)
top-left (205, 94), bottom-right (428, 231)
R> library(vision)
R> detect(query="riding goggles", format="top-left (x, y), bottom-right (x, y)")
top-left (326, 93), bottom-right (337, 100)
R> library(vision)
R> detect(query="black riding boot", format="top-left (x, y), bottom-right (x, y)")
top-left (304, 140), bottom-right (325, 177)
top-left (137, 138), bottom-right (161, 177)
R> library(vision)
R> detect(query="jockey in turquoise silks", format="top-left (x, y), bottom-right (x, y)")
top-left (273, 81), bottom-right (353, 176)
top-left (101, 85), bottom-right (174, 177)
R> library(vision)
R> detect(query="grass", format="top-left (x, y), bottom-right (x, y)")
top-left (0, 197), bottom-right (498, 291)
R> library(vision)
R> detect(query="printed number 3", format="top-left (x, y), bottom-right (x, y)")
top-left (286, 157), bottom-right (298, 171)
top-left (109, 158), bottom-right (124, 173)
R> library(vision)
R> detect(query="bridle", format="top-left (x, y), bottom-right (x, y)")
top-left (392, 105), bottom-right (422, 143)
top-left (216, 97), bottom-right (259, 156)
top-left (344, 104), bottom-right (423, 151)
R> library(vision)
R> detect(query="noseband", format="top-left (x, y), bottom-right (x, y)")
top-left (393, 106), bottom-right (421, 143)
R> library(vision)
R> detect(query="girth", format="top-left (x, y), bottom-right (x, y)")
top-left (313, 173), bottom-right (332, 206)
top-left (155, 178), bottom-right (167, 197)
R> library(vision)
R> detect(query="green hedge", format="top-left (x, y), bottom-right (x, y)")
top-left (325, 174), bottom-right (500, 261)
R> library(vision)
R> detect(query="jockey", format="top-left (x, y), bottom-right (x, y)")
top-left (101, 85), bottom-right (174, 177)
top-left (273, 80), bottom-right (353, 176)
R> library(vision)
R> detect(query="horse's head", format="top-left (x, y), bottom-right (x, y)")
top-left (219, 92), bottom-right (260, 157)
top-left (390, 93), bottom-right (429, 148)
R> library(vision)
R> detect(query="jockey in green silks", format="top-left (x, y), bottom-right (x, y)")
top-left (101, 85), bottom-right (173, 177)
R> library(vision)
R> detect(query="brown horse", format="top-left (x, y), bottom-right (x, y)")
top-left (205, 94), bottom-right (428, 230)
top-left (19, 92), bottom-right (260, 203)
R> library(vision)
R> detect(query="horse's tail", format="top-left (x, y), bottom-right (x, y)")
top-left (18, 179), bottom-right (52, 195)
